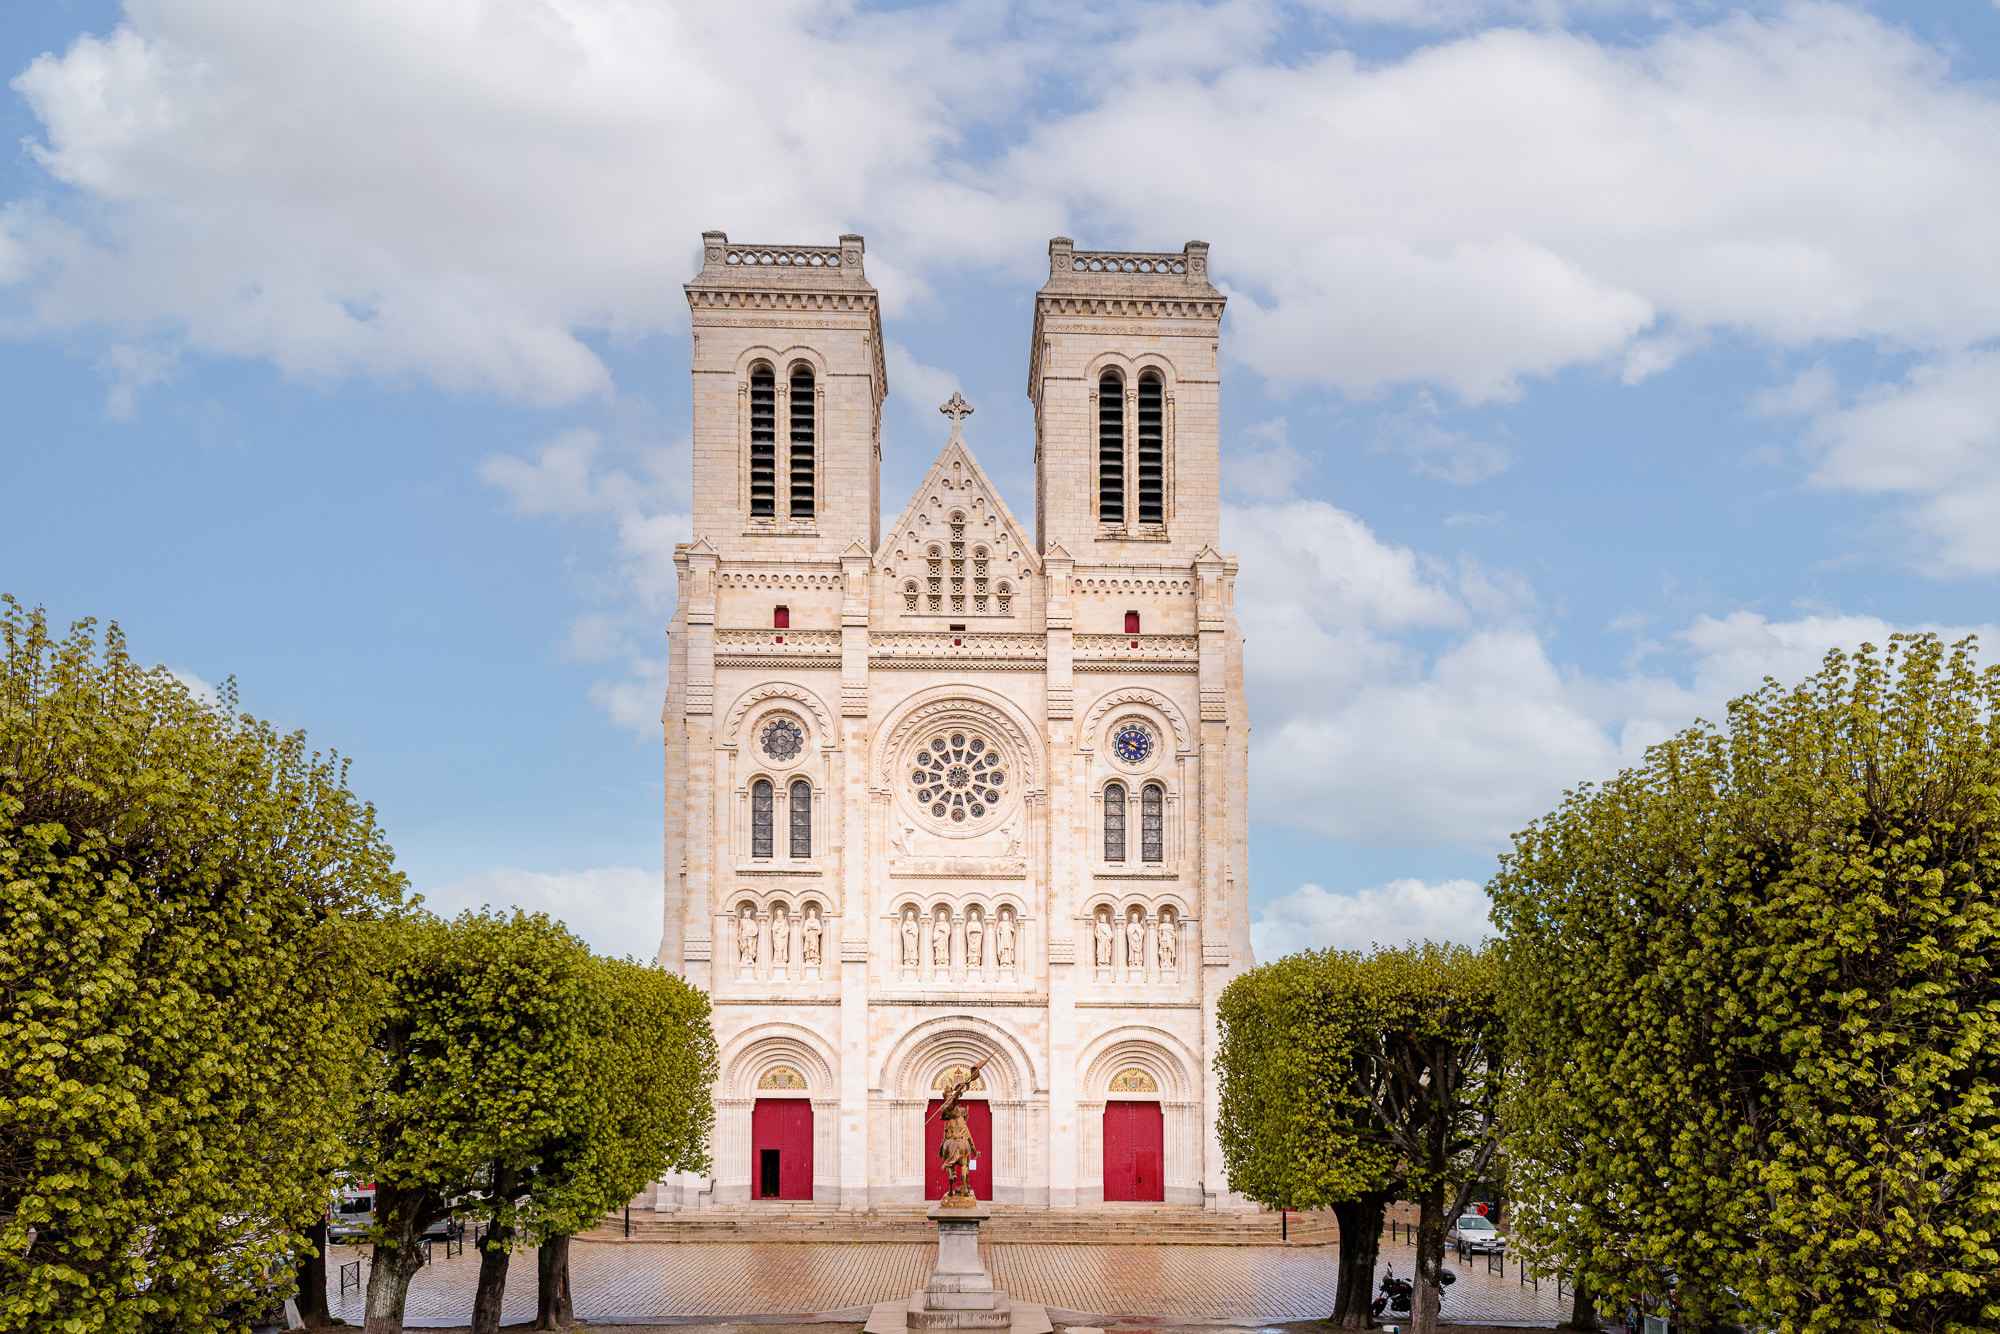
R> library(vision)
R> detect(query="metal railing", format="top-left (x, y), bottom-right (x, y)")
top-left (338, 1259), bottom-right (362, 1295)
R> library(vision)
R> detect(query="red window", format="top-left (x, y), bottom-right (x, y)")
top-left (1124, 610), bottom-right (1141, 635)
top-left (773, 605), bottom-right (790, 629)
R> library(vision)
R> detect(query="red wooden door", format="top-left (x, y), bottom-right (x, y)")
top-left (751, 1098), bottom-right (814, 1201)
top-left (924, 1099), bottom-right (993, 1201)
top-left (1102, 1100), bottom-right (1164, 1202)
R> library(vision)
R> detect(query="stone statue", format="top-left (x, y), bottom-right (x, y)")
top-left (932, 908), bottom-right (952, 968)
top-left (995, 911), bottom-right (1016, 968)
top-left (1157, 915), bottom-right (1177, 970)
top-left (965, 913), bottom-right (984, 969)
top-left (802, 906), bottom-right (822, 966)
top-left (770, 905), bottom-right (790, 964)
top-left (900, 906), bottom-right (920, 968)
top-left (1094, 909), bottom-right (1115, 967)
top-left (1125, 912), bottom-right (1145, 970)
top-left (736, 906), bottom-right (758, 967)
top-left (931, 1056), bottom-right (988, 1207)
top-left (892, 818), bottom-right (917, 860)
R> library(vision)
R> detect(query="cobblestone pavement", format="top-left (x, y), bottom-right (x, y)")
top-left (327, 1236), bottom-right (1568, 1326)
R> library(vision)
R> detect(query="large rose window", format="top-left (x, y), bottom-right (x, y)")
top-left (908, 730), bottom-right (1008, 830)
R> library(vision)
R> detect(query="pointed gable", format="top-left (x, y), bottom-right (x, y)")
top-left (879, 436), bottom-right (1038, 624)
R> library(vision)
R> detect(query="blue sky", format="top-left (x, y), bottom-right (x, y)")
top-left (5, 1), bottom-right (2000, 957)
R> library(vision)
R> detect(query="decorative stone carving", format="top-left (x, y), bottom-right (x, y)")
top-left (770, 905), bottom-right (790, 965)
top-left (994, 910), bottom-right (1016, 969)
top-left (1108, 1067), bottom-right (1158, 1094)
top-left (900, 906), bottom-right (921, 969)
top-left (1093, 908), bottom-right (1115, 967)
top-left (737, 906), bottom-right (759, 969)
top-left (802, 906), bottom-right (823, 966)
top-left (932, 1064), bottom-right (988, 1092)
top-left (1156, 916), bottom-right (1178, 971)
top-left (1125, 910), bottom-right (1145, 971)
top-left (931, 909), bottom-right (951, 968)
top-left (759, 1064), bottom-right (808, 1091)
top-left (964, 912), bottom-right (984, 970)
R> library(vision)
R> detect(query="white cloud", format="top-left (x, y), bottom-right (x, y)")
top-left (98, 341), bottom-right (177, 421)
top-left (1800, 348), bottom-right (2000, 572)
top-left (166, 666), bottom-right (218, 707)
top-left (7, 4), bottom-right (2000, 419)
top-left (886, 341), bottom-right (961, 417)
top-left (1250, 878), bottom-right (1494, 959)
top-left (1751, 362), bottom-right (1838, 419)
top-left (1375, 392), bottom-right (1512, 483)
top-left (1226, 418), bottom-right (1311, 500)
top-left (424, 864), bottom-right (659, 960)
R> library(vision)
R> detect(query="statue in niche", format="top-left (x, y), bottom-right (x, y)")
top-left (770, 905), bottom-right (789, 964)
top-left (802, 906), bottom-right (822, 966)
top-left (1157, 915), bottom-right (1178, 970)
top-left (995, 910), bottom-right (1016, 968)
top-left (736, 906), bottom-right (758, 967)
top-left (900, 906), bottom-right (920, 968)
top-left (1093, 908), bottom-right (1115, 967)
top-left (1125, 910), bottom-right (1146, 970)
top-left (932, 908), bottom-right (952, 967)
top-left (965, 912), bottom-right (984, 969)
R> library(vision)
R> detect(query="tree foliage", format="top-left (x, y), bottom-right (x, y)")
top-left (0, 598), bottom-right (406, 1333)
top-left (1491, 635), bottom-right (2000, 1333)
top-left (1216, 944), bottom-right (1503, 1331)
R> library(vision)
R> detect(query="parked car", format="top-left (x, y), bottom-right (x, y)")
top-left (1448, 1211), bottom-right (1506, 1255)
top-left (327, 1178), bottom-right (375, 1242)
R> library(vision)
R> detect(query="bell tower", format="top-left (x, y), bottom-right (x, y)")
top-left (685, 231), bottom-right (886, 560)
top-left (1027, 238), bottom-right (1226, 563)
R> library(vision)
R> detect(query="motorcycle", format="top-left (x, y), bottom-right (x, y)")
top-left (1371, 1263), bottom-right (1455, 1319)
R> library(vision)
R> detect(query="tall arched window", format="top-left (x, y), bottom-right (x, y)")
top-left (788, 364), bottom-right (816, 518)
top-left (1098, 370), bottom-right (1125, 524)
top-left (1137, 371), bottom-right (1164, 524)
top-left (1141, 783), bottom-right (1165, 863)
top-left (748, 364), bottom-right (776, 517)
top-left (1104, 782), bottom-right (1127, 863)
top-left (789, 780), bottom-right (812, 858)
top-left (751, 779), bottom-right (775, 859)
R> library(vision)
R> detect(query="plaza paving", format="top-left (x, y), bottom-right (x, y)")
top-left (326, 1235), bottom-right (1572, 1326)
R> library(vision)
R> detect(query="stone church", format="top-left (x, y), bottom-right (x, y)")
top-left (656, 230), bottom-right (1252, 1210)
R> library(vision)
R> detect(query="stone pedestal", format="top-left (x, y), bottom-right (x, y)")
top-left (865, 1203), bottom-right (1051, 1334)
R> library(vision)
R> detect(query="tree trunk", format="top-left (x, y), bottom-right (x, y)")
top-left (471, 1213), bottom-right (514, 1334)
top-left (363, 1184), bottom-right (432, 1334)
top-left (1563, 1278), bottom-right (1599, 1331)
top-left (1410, 1186), bottom-right (1448, 1334)
top-left (534, 1234), bottom-right (575, 1330)
top-left (1329, 1195), bottom-right (1388, 1328)
top-left (295, 1215), bottom-right (333, 1328)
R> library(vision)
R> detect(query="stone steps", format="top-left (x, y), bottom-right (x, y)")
top-left (584, 1205), bottom-right (1340, 1246)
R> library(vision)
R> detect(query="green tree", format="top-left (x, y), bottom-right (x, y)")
top-left (355, 909), bottom-right (596, 1334)
top-left (521, 957), bottom-right (717, 1331)
top-left (0, 598), bottom-right (406, 1333)
top-left (1490, 635), bottom-right (2000, 1333)
top-left (1216, 951), bottom-right (1401, 1327)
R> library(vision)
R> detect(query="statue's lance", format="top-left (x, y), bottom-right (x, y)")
top-left (923, 1055), bottom-right (990, 1126)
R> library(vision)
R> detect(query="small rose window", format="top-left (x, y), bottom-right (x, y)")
top-left (909, 730), bottom-right (1006, 824)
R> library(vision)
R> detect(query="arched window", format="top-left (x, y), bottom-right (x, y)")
top-left (1104, 782), bottom-right (1127, 863)
top-left (926, 545), bottom-right (943, 613)
top-left (788, 363), bottom-right (816, 518)
top-left (903, 580), bottom-right (919, 613)
top-left (948, 512), bottom-right (967, 614)
top-left (773, 604), bottom-right (790, 630)
top-left (1141, 784), bottom-right (1165, 863)
top-left (996, 581), bottom-right (1012, 614)
top-left (789, 780), bottom-right (812, 858)
top-left (751, 779), bottom-right (774, 859)
top-left (1124, 610), bottom-right (1141, 635)
top-left (1098, 370), bottom-right (1125, 524)
top-left (748, 364), bottom-right (776, 517)
top-left (1137, 371), bottom-right (1165, 524)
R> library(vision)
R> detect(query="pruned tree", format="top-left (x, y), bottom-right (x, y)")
top-left (354, 910), bottom-right (596, 1334)
top-left (0, 598), bottom-right (405, 1333)
top-left (1217, 952), bottom-right (1401, 1327)
top-left (1491, 634), bottom-right (2000, 1333)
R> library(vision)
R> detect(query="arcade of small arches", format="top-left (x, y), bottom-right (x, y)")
top-left (1085, 897), bottom-right (1189, 981)
top-left (730, 893), bottom-right (832, 980)
top-left (892, 896), bottom-right (1030, 984)
top-left (707, 1019), bottom-right (1202, 1206)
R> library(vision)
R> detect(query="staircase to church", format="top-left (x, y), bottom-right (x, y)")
top-left (585, 1203), bottom-right (1338, 1246)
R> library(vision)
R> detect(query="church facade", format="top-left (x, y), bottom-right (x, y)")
top-left (656, 231), bottom-right (1252, 1210)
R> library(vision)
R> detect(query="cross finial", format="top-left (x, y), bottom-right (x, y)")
top-left (939, 391), bottom-right (974, 429)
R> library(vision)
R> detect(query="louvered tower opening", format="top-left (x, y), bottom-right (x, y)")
top-left (1098, 371), bottom-right (1125, 524)
top-left (788, 365), bottom-right (815, 518)
top-left (1137, 371), bottom-right (1164, 524)
top-left (749, 365), bottom-right (776, 517)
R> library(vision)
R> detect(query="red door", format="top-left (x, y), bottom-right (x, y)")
top-left (751, 1098), bottom-right (813, 1200)
top-left (924, 1098), bottom-right (993, 1201)
top-left (1103, 1100), bottom-right (1164, 1202)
